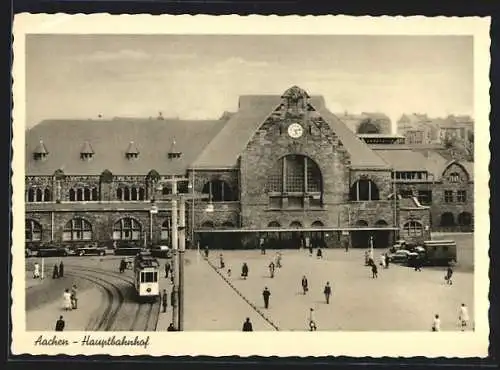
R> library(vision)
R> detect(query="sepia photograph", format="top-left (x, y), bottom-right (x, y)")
top-left (12, 14), bottom-right (490, 357)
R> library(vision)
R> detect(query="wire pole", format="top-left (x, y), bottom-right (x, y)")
top-left (171, 179), bottom-right (179, 330)
top-left (178, 195), bottom-right (186, 331)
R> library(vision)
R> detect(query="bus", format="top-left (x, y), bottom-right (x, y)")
top-left (423, 240), bottom-right (457, 266)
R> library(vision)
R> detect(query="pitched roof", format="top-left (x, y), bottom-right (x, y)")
top-left (373, 149), bottom-right (431, 172)
top-left (26, 118), bottom-right (226, 176)
top-left (33, 139), bottom-right (49, 155)
top-left (313, 107), bottom-right (389, 169)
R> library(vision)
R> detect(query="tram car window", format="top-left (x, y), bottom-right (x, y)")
top-left (134, 252), bottom-right (160, 300)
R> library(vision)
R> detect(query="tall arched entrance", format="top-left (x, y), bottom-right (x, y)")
top-left (199, 221), bottom-right (216, 250)
top-left (310, 221), bottom-right (325, 248)
top-left (351, 220), bottom-right (370, 248)
top-left (373, 220), bottom-right (389, 248)
top-left (279, 221), bottom-right (303, 249)
top-left (266, 221), bottom-right (282, 249)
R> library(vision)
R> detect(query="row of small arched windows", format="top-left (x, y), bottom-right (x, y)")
top-left (69, 188), bottom-right (99, 202)
top-left (116, 186), bottom-right (146, 201)
top-left (27, 188), bottom-right (52, 202)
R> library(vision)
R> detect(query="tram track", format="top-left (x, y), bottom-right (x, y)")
top-left (65, 264), bottom-right (161, 331)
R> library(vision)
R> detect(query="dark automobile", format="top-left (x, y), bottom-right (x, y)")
top-left (34, 246), bottom-right (75, 257)
top-left (114, 246), bottom-right (143, 256)
top-left (75, 245), bottom-right (107, 256)
top-left (150, 245), bottom-right (173, 259)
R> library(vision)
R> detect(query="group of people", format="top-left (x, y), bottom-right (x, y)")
top-left (62, 284), bottom-right (78, 310)
top-left (432, 303), bottom-right (470, 332)
top-left (53, 261), bottom-right (64, 279)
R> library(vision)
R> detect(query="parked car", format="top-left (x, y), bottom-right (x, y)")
top-left (150, 245), bottom-right (173, 259)
top-left (114, 246), bottom-right (143, 256)
top-left (74, 244), bottom-right (107, 256)
top-left (389, 240), bottom-right (408, 253)
top-left (387, 249), bottom-right (418, 263)
top-left (35, 246), bottom-right (75, 257)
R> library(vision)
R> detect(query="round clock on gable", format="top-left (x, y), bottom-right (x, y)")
top-left (287, 123), bottom-right (304, 139)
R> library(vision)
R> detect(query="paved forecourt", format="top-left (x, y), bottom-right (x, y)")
top-left (156, 252), bottom-right (274, 331)
top-left (206, 247), bottom-right (474, 332)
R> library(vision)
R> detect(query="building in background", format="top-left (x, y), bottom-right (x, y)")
top-left (26, 86), bottom-right (473, 252)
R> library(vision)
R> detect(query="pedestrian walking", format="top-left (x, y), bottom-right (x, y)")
top-left (308, 308), bottom-right (317, 331)
top-left (344, 239), bottom-right (349, 252)
top-left (308, 245), bottom-right (313, 257)
top-left (385, 253), bottom-right (390, 269)
top-left (414, 258), bottom-right (422, 272)
top-left (301, 275), bottom-right (308, 295)
top-left (379, 254), bottom-right (386, 268)
top-left (59, 261), bottom-right (64, 278)
top-left (227, 268), bottom-right (232, 278)
top-left (242, 317), bottom-right (253, 332)
top-left (323, 282), bottom-right (332, 304)
top-left (371, 263), bottom-right (378, 279)
top-left (276, 252), bottom-right (282, 268)
top-left (33, 262), bottom-right (40, 279)
top-left (167, 323), bottom-right (176, 331)
top-left (432, 314), bottom-right (441, 332)
top-left (459, 303), bottom-right (469, 331)
top-left (119, 258), bottom-right (126, 273)
top-left (204, 245), bottom-right (209, 258)
top-left (445, 266), bottom-right (453, 285)
top-left (52, 264), bottom-right (59, 279)
top-left (162, 289), bottom-right (168, 313)
top-left (219, 254), bottom-right (225, 269)
top-left (316, 248), bottom-right (323, 259)
top-left (62, 289), bottom-right (72, 311)
top-left (165, 261), bottom-right (171, 278)
top-left (269, 261), bottom-right (275, 278)
top-left (55, 316), bottom-right (65, 331)
top-left (262, 287), bottom-right (271, 309)
top-left (241, 262), bottom-right (249, 280)
top-left (260, 238), bottom-right (266, 255)
top-left (70, 284), bottom-right (78, 309)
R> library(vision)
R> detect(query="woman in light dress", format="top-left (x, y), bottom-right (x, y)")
top-left (63, 289), bottom-right (72, 311)
top-left (33, 262), bottom-right (40, 279)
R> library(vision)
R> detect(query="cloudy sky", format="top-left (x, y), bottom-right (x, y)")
top-left (26, 35), bottom-right (473, 130)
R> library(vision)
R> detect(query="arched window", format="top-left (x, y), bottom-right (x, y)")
top-left (268, 221), bottom-right (281, 227)
top-left (25, 219), bottom-right (42, 241)
top-left (76, 188), bottom-right (83, 201)
top-left (290, 221), bottom-right (302, 228)
top-left (201, 221), bottom-right (215, 229)
top-left (440, 212), bottom-right (455, 227)
top-left (457, 212), bottom-right (472, 226)
top-left (27, 188), bottom-right (35, 202)
top-left (356, 220), bottom-right (369, 227)
top-left (84, 188), bottom-right (91, 201)
top-left (138, 187), bottom-right (145, 201)
top-left (124, 187), bottom-right (130, 201)
top-left (222, 221), bottom-right (235, 228)
top-left (267, 155), bottom-right (323, 208)
top-left (131, 187), bottom-right (138, 201)
top-left (349, 179), bottom-right (380, 201)
top-left (116, 188), bottom-right (123, 200)
top-left (113, 217), bottom-right (142, 241)
top-left (202, 180), bottom-right (234, 202)
top-left (63, 218), bottom-right (93, 241)
top-left (375, 220), bottom-right (388, 227)
top-left (448, 172), bottom-right (460, 183)
top-left (69, 188), bottom-right (76, 202)
top-left (161, 219), bottom-right (170, 241)
top-left (92, 188), bottom-right (98, 201)
top-left (44, 188), bottom-right (51, 202)
top-left (402, 221), bottom-right (423, 238)
top-left (35, 188), bottom-right (43, 202)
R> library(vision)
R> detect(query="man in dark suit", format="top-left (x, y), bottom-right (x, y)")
top-left (262, 287), bottom-right (271, 309)
top-left (242, 317), bottom-right (253, 332)
top-left (55, 316), bottom-right (65, 331)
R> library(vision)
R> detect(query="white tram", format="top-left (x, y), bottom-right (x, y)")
top-left (134, 251), bottom-right (160, 300)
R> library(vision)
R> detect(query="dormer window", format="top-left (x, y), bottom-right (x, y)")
top-left (80, 141), bottom-right (94, 161)
top-left (33, 139), bottom-right (49, 161)
top-left (168, 139), bottom-right (182, 159)
top-left (125, 141), bottom-right (140, 160)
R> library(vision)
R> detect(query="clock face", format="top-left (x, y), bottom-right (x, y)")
top-left (288, 123), bottom-right (304, 139)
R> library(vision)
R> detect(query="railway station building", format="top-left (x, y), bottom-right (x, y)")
top-left (25, 86), bottom-right (473, 250)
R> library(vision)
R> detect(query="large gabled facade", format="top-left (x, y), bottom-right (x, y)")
top-left (25, 86), bottom-right (435, 250)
